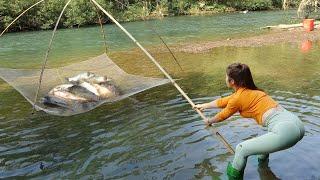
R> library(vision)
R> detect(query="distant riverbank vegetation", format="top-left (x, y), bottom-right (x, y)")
top-left (0, 0), bottom-right (306, 32)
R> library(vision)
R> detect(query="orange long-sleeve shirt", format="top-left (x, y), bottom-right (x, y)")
top-left (216, 88), bottom-right (278, 125)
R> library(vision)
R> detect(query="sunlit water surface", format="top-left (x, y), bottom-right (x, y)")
top-left (0, 10), bottom-right (320, 179)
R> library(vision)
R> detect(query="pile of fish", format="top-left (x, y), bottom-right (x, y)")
top-left (42, 72), bottom-right (120, 109)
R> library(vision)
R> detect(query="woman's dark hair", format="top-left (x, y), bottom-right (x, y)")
top-left (226, 63), bottom-right (261, 90)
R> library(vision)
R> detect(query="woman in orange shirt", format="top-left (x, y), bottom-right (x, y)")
top-left (195, 63), bottom-right (305, 179)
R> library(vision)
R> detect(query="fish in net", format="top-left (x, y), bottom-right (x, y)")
top-left (0, 53), bottom-right (170, 116)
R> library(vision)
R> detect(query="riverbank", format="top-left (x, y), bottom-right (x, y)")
top-left (174, 28), bottom-right (320, 53)
top-left (0, 0), bottom-right (298, 33)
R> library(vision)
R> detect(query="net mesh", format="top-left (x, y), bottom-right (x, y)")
top-left (0, 53), bottom-right (170, 116)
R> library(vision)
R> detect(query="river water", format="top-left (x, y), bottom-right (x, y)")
top-left (0, 10), bottom-right (319, 179)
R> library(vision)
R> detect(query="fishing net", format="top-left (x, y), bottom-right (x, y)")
top-left (0, 53), bottom-right (170, 116)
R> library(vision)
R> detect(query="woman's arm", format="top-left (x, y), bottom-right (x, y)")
top-left (194, 99), bottom-right (218, 111)
top-left (204, 115), bottom-right (221, 126)
top-left (195, 95), bottom-right (233, 111)
top-left (206, 98), bottom-right (239, 125)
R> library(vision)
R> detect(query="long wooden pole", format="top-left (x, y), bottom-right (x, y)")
top-left (90, 0), bottom-right (234, 154)
top-left (32, 0), bottom-right (73, 113)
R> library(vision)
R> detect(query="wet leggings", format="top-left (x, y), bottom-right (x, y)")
top-left (232, 109), bottom-right (305, 171)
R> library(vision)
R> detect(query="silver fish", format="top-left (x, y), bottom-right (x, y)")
top-left (67, 72), bottom-right (96, 83)
top-left (78, 81), bottom-right (119, 99)
top-left (68, 85), bottom-right (100, 101)
top-left (85, 76), bottom-right (109, 84)
top-left (43, 73), bottom-right (120, 110)
top-left (42, 84), bottom-right (88, 108)
top-left (78, 82), bottom-right (100, 96)
top-left (98, 81), bottom-right (121, 97)
top-left (67, 72), bottom-right (109, 84)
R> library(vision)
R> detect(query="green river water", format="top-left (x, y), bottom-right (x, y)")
top-left (0, 10), bottom-right (320, 179)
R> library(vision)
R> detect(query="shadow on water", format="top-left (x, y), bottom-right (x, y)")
top-left (256, 159), bottom-right (280, 180)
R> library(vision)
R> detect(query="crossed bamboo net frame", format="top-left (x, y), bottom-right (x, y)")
top-left (0, 0), bottom-right (235, 154)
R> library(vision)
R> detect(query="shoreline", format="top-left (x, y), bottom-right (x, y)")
top-left (0, 9), bottom-right (291, 34)
top-left (172, 28), bottom-right (320, 53)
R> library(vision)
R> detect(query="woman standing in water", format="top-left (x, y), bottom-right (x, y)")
top-left (195, 63), bottom-right (305, 179)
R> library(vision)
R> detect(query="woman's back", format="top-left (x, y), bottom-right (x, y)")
top-left (235, 88), bottom-right (278, 124)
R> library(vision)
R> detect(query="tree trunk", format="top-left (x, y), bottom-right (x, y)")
top-left (168, 0), bottom-right (173, 15)
top-left (283, 0), bottom-right (289, 10)
top-left (298, 0), bottom-right (312, 18)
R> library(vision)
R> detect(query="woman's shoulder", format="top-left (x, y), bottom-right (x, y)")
top-left (238, 88), bottom-right (268, 97)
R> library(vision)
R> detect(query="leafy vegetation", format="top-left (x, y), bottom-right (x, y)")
top-left (0, 0), bottom-right (302, 32)
top-left (297, 0), bottom-right (320, 18)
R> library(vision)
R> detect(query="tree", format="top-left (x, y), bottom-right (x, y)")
top-left (168, 0), bottom-right (173, 15)
top-left (0, 0), bottom-right (5, 30)
top-left (283, 0), bottom-right (289, 9)
top-left (297, 0), bottom-right (319, 18)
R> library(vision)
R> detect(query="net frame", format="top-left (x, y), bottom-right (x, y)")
top-left (0, 53), bottom-right (170, 116)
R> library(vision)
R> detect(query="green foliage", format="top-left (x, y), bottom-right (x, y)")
top-left (1, 0), bottom-right (41, 31)
top-left (271, 0), bottom-right (283, 8)
top-left (0, 0), bottom-right (5, 30)
top-left (0, 0), bottom-right (298, 33)
top-left (38, 0), bottom-right (66, 30)
top-left (297, 0), bottom-right (320, 19)
top-left (246, 0), bottom-right (273, 10)
top-left (119, 4), bottom-right (146, 22)
top-left (224, 0), bottom-right (273, 10)
top-left (64, 0), bottom-right (97, 27)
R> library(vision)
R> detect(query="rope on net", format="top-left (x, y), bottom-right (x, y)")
top-left (91, 1), bottom-right (108, 53)
top-left (90, 0), bottom-right (235, 154)
top-left (32, 0), bottom-right (73, 114)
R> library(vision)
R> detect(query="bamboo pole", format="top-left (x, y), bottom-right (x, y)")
top-left (0, 0), bottom-right (45, 37)
top-left (90, 0), bottom-right (235, 154)
top-left (32, 0), bottom-right (73, 113)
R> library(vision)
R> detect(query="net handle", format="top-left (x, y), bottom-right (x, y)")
top-left (32, 0), bottom-right (73, 113)
top-left (90, 0), bottom-right (235, 154)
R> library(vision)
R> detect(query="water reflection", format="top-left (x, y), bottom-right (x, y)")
top-left (300, 40), bottom-right (312, 53)
top-left (257, 159), bottom-right (280, 180)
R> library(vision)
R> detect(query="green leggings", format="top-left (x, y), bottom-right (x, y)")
top-left (232, 107), bottom-right (305, 171)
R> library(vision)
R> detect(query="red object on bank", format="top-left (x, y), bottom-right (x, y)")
top-left (303, 19), bottom-right (315, 32)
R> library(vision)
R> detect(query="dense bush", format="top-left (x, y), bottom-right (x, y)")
top-left (0, 0), bottom-right (300, 33)
top-left (0, 0), bottom-right (5, 30)
top-left (224, 0), bottom-right (273, 10)
top-left (245, 0), bottom-right (273, 10)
